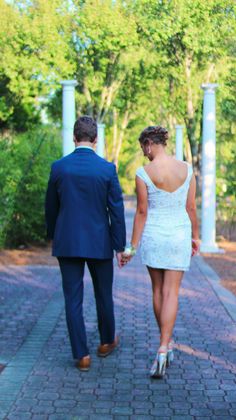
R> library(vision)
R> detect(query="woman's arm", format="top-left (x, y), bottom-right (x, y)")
top-left (186, 174), bottom-right (200, 254)
top-left (131, 176), bottom-right (148, 248)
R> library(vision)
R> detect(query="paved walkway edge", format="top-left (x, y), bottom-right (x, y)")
top-left (196, 255), bottom-right (236, 323)
top-left (0, 288), bottom-right (64, 419)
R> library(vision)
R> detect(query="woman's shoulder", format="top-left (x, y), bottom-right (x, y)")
top-left (136, 166), bottom-right (149, 183)
top-left (136, 166), bottom-right (144, 175)
top-left (136, 164), bottom-right (152, 174)
top-left (172, 157), bottom-right (192, 171)
top-left (171, 156), bottom-right (186, 165)
top-left (183, 160), bottom-right (193, 176)
top-left (143, 163), bottom-right (152, 170)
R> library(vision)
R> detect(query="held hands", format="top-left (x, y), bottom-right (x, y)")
top-left (116, 251), bottom-right (132, 268)
top-left (121, 252), bottom-right (132, 267)
top-left (120, 245), bottom-right (137, 268)
top-left (116, 252), bottom-right (130, 268)
top-left (116, 245), bottom-right (137, 268)
top-left (192, 239), bottom-right (200, 256)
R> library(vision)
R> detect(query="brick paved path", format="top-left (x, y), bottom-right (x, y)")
top-left (0, 211), bottom-right (236, 419)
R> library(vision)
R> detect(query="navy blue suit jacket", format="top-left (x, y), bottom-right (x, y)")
top-left (45, 148), bottom-right (126, 258)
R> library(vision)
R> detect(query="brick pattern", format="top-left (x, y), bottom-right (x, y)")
top-left (0, 265), bottom-right (60, 364)
top-left (0, 213), bottom-right (236, 419)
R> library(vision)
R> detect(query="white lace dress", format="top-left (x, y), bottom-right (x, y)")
top-left (136, 163), bottom-right (193, 271)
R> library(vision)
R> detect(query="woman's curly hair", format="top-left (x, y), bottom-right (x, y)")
top-left (139, 126), bottom-right (169, 146)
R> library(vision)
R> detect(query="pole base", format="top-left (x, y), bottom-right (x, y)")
top-left (200, 243), bottom-right (225, 254)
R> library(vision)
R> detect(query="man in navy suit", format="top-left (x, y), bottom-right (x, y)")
top-left (45, 116), bottom-right (126, 371)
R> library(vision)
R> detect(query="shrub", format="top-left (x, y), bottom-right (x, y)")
top-left (0, 126), bottom-right (61, 248)
top-left (216, 196), bottom-right (236, 240)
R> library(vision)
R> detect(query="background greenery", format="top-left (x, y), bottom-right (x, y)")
top-left (0, 0), bottom-right (235, 246)
top-left (0, 127), bottom-right (61, 247)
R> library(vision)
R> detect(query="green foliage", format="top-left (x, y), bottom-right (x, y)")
top-left (0, 127), bottom-right (61, 247)
top-left (0, 0), bottom-right (236, 246)
top-left (0, 0), bottom-right (75, 130)
top-left (216, 195), bottom-right (236, 240)
top-left (131, 0), bottom-right (236, 168)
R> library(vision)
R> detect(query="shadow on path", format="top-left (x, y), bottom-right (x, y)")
top-left (0, 214), bottom-right (236, 419)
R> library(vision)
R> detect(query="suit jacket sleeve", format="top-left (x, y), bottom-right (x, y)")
top-left (45, 163), bottom-right (60, 239)
top-left (107, 164), bottom-right (126, 252)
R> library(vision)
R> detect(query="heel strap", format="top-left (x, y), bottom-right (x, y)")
top-left (158, 345), bottom-right (168, 354)
top-left (168, 340), bottom-right (174, 350)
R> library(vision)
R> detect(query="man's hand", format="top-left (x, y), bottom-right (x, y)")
top-left (116, 252), bottom-right (130, 268)
top-left (116, 252), bottom-right (124, 268)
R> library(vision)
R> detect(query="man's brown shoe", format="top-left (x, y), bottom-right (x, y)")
top-left (97, 336), bottom-right (119, 357)
top-left (75, 355), bottom-right (91, 371)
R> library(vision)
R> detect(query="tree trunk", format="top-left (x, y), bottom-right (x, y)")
top-left (97, 80), bottom-right (122, 123)
top-left (185, 54), bottom-right (194, 165)
top-left (83, 80), bottom-right (93, 116)
top-left (111, 108), bottom-right (118, 161)
top-left (114, 108), bottom-right (130, 168)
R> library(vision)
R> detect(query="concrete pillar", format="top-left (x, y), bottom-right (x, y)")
top-left (97, 123), bottom-right (105, 158)
top-left (200, 83), bottom-right (220, 252)
top-left (175, 125), bottom-right (184, 161)
top-left (61, 80), bottom-right (78, 156)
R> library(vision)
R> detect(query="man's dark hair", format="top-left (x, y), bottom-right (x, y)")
top-left (73, 116), bottom-right (97, 142)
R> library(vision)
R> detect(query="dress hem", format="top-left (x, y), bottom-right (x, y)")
top-left (142, 262), bottom-right (189, 272)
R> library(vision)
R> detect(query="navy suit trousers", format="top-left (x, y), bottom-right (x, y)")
top-left (58, 257), bottom-right (115, 359)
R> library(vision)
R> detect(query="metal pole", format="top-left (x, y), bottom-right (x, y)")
top-left (97, 123), bottom-right (105, 158)
top-left (61, 80), bottom-right (78, 156)
top-left (175, 125), bottom-right (184, 161)
top-left (200, 83), bottom-right (220, 253)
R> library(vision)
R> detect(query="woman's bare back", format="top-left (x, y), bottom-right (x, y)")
top-left (144, 156), bottom-right (188, 193)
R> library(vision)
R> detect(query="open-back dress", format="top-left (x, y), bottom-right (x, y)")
top-left (136, 163), bottom-right (193, 271)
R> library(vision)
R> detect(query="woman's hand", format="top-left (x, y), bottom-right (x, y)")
top-left (121, 252), bottom-right (132, 266)
top-left (192, 239), bottom-right (200, 256)
top-left (120, 245), bottom-right (137, 266)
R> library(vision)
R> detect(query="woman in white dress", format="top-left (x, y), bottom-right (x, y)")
top-left (124, 126), bottom-right (199, 378)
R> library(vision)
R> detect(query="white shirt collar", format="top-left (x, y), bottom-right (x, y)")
top-left (75, 145), bottom-right (94, 151)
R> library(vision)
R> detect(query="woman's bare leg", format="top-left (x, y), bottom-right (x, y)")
top-left (159, 270), bottom-right (184, 348)
top-left (147, 267), bottom-right (164, 332)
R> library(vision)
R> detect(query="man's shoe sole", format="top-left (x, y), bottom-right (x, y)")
top-left (97, 349), bottom-right (115, 357)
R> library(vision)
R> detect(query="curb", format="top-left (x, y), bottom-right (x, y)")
top-left (196, 255), bottom-right (236, 323)
top-left (0, 287), bottom-right (64, 419)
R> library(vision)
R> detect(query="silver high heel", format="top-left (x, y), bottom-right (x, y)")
top-left (166, 340), bottom-right (174, 367)
top-left (150, 345), bottom-right (167, 378)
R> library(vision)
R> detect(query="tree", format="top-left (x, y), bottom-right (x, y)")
top-left (132, 0), bottom-right (236, 174)
top-left (1, 0), bottom-right (236, 192)
top-left (0, 0), bottom-right (75, 130)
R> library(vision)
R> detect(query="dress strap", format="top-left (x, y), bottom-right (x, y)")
top-left (186, 162), bottom-right (193, 179)
top-left (136, 167), bottom-right (151, 186)
top-left (185, 163), bottom-right (193, 190)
